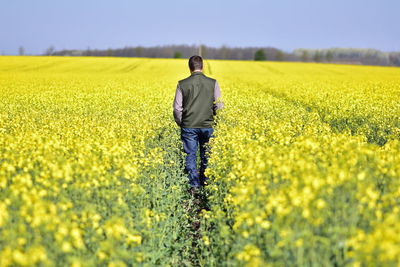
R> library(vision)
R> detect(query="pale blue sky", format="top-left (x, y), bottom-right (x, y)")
top-left (1, 0), bottom-right (399, 55)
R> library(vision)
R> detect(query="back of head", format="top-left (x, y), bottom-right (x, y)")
top-left (188, 55), bottom-right (203, 72)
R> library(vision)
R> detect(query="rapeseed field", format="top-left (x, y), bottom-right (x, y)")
top-left (0, 56), bottom-right (399, 266)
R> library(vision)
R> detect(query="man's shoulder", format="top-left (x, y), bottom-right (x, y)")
top-left (178, 75), bottom-right (192, 85)
top-left (178, 73), bottom-right (216, 85)
top-left (202, 73), bottom-right (217, 83)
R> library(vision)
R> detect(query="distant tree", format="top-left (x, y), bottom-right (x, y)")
top-left (174, 51), bottom-right (182, 58)
top-left (135, 46), bottom-right (143, 57)
top-left (301, 50), bottom-right (309, 62)
top-left (326, 50), bottom-right (333, 62)
top-left (85, 46), bottom-right (92, 56)
top-left (275, 50), bottom-right (284, 61)
top-left (254, 49), bottom-right (266, 61)
top-left (313, 51), bottom-right (322, 62)
top-left (220, 45), bottom-right (230, 59)
top-left (45, 45), bottom-right (55, 56)
top-left (18, 46), bottom-right (25, 56)
top-left (106, 48), bottom-right (113, 57)
top-left (389, 52), bottom-right (400, 66)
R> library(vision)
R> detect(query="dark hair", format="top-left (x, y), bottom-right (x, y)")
top-left (188, 55), bottom-right (203, 71)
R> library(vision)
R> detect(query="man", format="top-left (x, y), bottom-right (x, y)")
top-left (173, 55), bottom-right (224, 189)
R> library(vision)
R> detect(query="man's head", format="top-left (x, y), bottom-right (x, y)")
top-left (189, 55), bottom-right (203, 72)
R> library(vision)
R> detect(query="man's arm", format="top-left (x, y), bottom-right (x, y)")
top-left (173, 83), bottom-right (183, 126)
top-left (213, 80), bottom-right (224, 112)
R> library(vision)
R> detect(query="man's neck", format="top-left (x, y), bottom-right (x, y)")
top-left (191, 69), bottom-right (202, 73)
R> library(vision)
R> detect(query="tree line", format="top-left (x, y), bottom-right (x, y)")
top-left (18, 44), bottom-right (400, 66)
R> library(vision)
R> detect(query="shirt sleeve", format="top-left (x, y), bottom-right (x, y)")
top-left (213, 80), bottom-right (224, 112)
top-left (173, 83), bottom-right (183, 126)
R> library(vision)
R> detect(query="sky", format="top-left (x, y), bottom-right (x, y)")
top-left (1, 0), bottom-right (399, 55)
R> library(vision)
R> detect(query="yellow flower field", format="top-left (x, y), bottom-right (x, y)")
top-left (0, 56), bottom-right (399, 266)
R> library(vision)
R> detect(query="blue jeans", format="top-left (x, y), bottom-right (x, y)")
top-left (181, 127), bottom-right (214, 188)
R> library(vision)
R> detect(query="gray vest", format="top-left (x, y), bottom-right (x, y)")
top-left (178, 72), bottom-right (216, 128)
